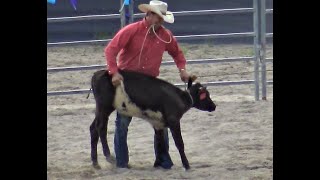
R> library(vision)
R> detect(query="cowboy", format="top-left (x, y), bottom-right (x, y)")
top-left (105, 0), bottom-right (190, 169)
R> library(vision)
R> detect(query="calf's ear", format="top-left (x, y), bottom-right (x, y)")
top-left (187, 75), bottom-right (198, 89)
top-left (190, 75), bottom-right (198, 82)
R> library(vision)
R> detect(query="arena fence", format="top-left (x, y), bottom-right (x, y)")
top-left (47, 0), bottom-right (273, 100)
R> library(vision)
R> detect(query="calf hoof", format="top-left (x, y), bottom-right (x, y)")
top-left (154, 160), bottom-right (173, 169)
top-left (92, 162), bottom-right (101, 169)
top-left (184, 164), bottom-right (190, 171)
top-left (106, 155), bottom-right (116, 164)
top-left (153, 159), bottom-right (161, 168)
top-left (103, 150), bottom-right (111, 157)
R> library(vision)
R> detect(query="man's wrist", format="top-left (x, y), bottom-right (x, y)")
top-left (108, 69), bottom-right (118, 76)
top-left (179, 68), bottom-right (186, 73)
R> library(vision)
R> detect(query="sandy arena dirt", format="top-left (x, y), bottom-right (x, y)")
top-left (47, 43), bottom-right (273, 179)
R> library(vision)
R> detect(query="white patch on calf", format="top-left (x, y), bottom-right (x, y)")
top-left (113, 81), bottom-right (165, 129)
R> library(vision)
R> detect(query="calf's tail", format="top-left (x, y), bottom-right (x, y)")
top-left (86, 88), bottom-right (92, 99)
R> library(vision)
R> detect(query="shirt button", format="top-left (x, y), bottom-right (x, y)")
top-left (142, 66), bottom-right (145, 69)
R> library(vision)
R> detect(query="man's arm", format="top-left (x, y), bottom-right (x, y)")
top-left (165, 31), bottom-right (186, 71)
top-left (165, 30), bottom-right (189, 82)
top-left (105, 24), bottom-right (136, 75)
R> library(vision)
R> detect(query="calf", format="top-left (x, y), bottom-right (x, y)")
top-left (89, 69), bottom-right (216, 170)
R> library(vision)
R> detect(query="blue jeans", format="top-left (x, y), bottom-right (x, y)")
top-left (114, 112), bottom-right (173, 168)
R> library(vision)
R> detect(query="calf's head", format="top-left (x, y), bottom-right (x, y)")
top-left (187, 75), bottom-right (216, 112)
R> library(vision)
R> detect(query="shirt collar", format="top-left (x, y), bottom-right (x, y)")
top-left (142, 17), bottom-right (152, 28)
top-left (141, 17), bottom-right (163, 31)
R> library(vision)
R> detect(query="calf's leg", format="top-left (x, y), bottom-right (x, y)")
top-left (90, 117), bottom-right (100, 169)
top-left (169, 120), bottom-right (190, 170)
top-left (96, 106), bottom-right (114, 162)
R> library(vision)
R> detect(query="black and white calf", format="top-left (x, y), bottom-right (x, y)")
top-left (89, 69), bottom-right (216, 170)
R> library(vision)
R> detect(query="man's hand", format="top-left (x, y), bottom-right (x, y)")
top-left (179, 69), bottom-right (190, 82)
top-left (111, 72), bottom-right (123, 86)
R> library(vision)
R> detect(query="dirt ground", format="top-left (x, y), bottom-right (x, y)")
top-left (47, 43), bottom-right (273, 179)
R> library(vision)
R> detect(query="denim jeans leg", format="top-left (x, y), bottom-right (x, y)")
top-left (154, 128), bottom-right (174, 169)
top-left (114, 112), bottom-right (132, 168)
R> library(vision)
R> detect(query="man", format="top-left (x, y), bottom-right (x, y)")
top-left (105, 0), bottom-right (190, 169)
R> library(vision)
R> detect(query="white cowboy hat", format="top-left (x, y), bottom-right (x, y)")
top-left (138, 0), bottom-right (174, 24)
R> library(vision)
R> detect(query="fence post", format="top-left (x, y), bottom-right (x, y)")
top-left (129, 0), bottom-right (134, 23)
top-left (120, 0), bottom-right (125, 28)
top-left (120, 0), bottom-right (134, 28)
top-left (253, 0), bottom-right (260, 101)
top-left (260, 0), bottom-right (267, 100)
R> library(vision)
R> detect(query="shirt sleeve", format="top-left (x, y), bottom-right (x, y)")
top-left (105, 24), bottom-right (137, 75)
top-left (165, 30), bottom-right (187, 70)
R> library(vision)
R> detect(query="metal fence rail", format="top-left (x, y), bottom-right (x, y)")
top-left (47, 57), bottom-right (273, 73)
top-left (47, 8), bottom-right (273, 23)
top-left (47, 80), bottom-right (273, 96)
top-left (47, 2), bottom-right (273, 99)
top-left (47, 32), bottom-right (273, 46)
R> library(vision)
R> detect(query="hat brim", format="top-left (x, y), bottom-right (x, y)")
top-left (138, 4), bottom-right (174, 24)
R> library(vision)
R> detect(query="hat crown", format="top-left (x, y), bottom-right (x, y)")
top-left (149, 0), bottom-right (168, 14)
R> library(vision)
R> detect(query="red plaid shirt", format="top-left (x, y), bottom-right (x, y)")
top-left (105, 18), bottom-right (186, 77)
